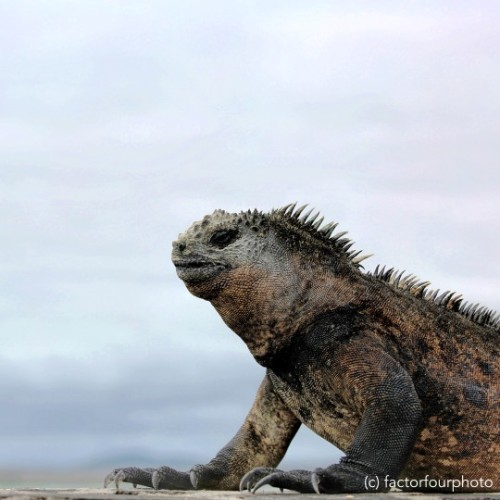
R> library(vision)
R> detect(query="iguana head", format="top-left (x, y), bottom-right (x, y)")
top-left (172, 208), bottom-right (270, 300)
top-left (172, 204), bottom-right (369, 292)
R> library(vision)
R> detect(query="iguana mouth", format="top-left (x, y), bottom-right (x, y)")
top-left (174, 259), bottom-right (213, 269)
top-left (173, 258), bottom-right (229, 283)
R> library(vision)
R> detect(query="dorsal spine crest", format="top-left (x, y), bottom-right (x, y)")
top-left (269, 204), bottom-right (498, 332)
top-left (370, 265), bottom-right (498, 331)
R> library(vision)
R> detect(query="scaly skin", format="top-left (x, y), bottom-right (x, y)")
top-left (105, 205), bottom-right (499, 493)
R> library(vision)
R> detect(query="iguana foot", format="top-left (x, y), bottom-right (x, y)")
top-left (104, 467), bottom-right (156, 488)
top-left (104, 466), bottom-right (193, 490)
top-left (240, 467), bottom-right (315, 493)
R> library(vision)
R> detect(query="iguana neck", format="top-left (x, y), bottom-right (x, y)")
top-left (210, 261), bottom-right (360, 365)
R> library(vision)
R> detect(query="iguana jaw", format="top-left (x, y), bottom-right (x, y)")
top-left (173, 257), bottom-right (229, 284)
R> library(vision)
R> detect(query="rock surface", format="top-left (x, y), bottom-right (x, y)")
top-left (0, 489), bottom-right (499, 500)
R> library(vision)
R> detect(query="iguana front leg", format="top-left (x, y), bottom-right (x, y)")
top-left (104, 374), bottom-right (301, 489)
top-left (243, 345), bottom-right (423, 494)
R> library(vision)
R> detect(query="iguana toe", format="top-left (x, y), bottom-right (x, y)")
top-left (251, 472), bottom-right (285, 493)
top-left (239, 467), bottom-right (278, 492)
top-left (244, 468), bottom-right (315, 494)
top-left (152, 466), bottom-right (194, 490)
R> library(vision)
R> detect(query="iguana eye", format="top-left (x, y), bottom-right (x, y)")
top-left (209, 229), bottom-right (239, 248)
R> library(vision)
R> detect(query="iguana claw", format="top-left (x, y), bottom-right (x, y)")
top-left (311, 471), bottom-right (321, 494)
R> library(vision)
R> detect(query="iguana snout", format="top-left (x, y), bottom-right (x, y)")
top-left (171, 209), bottom-right (270, 291)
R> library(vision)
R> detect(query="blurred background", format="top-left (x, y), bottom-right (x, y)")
top-left (1, 0), bottom-right (499, 489)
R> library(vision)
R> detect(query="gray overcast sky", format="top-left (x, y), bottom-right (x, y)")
top-left (0, 0), bottom-right (499, 479)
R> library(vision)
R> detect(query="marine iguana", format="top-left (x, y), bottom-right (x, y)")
top-left (105, 204), bottom-right (499, 493)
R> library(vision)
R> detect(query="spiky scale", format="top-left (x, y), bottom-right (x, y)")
top-left (352, 253), bottom-right (373, 265)
top-left (300, 208), bottom-right (315, 224)
top-left (403, 278), bottom-right (419, 289)
top-left (321, 222), bottom-right (338, 238)
top-left (336, 238), bottom-right (351, 248)
top-left (279, 202), bottom-right (296, 215)
top-left (292, 204), bottom-right (308, 219)
top-left (412, 281), bottom-right (430, 295)
top-left (342, 241), bottom-right (355, 252)
top-left (391, 270), bottom-right (406, 287)
top-left (306, 211), bottom-right (320, 226)
top-left (332, 230), bottom-right (348, 241)
top-left (312, 216), bottom-right (324, 230)
top-left (436, 290), bottom-right (452, 305)
top-left (448, 295), bottom-right (463, 311)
